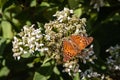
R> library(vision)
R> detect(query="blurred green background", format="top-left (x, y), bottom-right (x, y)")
top-left (0, 0), bottom-right (120, 80)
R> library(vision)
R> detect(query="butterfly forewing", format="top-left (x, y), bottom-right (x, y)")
top-left (85, 37), bottom-right (93, 46)
top-left (70, 35), bottom-right (93, 50)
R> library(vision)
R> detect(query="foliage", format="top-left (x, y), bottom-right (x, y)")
top-left (0, 0), bottom-right (120, 80)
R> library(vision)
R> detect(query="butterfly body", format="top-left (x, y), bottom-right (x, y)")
top-left (63, 35), bottom-right (93, 62)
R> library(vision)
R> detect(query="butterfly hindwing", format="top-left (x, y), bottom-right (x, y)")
top-left (63, 40), bottom-right (78, 62)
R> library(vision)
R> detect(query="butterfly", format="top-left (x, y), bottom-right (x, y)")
top-left (63, 35), bottom-right (93, 62)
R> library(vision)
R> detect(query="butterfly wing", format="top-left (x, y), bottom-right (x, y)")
top-left (70, 35), bottom-right (93, 50)
top-left (63, 40), bottom-right (78, 62)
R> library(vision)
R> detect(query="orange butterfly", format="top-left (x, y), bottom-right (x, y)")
top-left (63, 35), bottom-right (93, 62)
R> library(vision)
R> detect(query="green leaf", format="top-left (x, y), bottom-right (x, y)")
top-left (2, 0), bottom-right (15, 11)
top-left (40, 2), bottom-right (50, 7)
top-left (73, 73), bottom-right (80, 80)
top-left (74, 8), bottom-right (82, 18)
top-left (33, 72), bottom-right (47, 80)
top-left (53, 66), bottom-right (60, 75)
top-left (21, 53), bottom-right (31, 58)
top-left (1, 21), bottom-right (13, 39)
top-left (42, 54), bottom-right (56, 66)
top-left (27, 62), bottom-right (34, 68)
top-left (0, 0), bottom-right (7, 9)
top-left (30, 0), bottom-right (37, 7)
top-left (33, 61), bottom-right (54, 80)
top-left (0, 66), bottom-right (10, 77)
top-left (0, 37), bottom-right (7, 55)
top-left (68, 0), bottom-right (79, 9)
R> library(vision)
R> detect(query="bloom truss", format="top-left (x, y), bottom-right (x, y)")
top-left (12, 24), bottom-right (48, 60)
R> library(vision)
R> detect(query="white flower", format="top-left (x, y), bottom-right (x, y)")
top-left (39, 43), bottom-right (44, 46)
top-left (44, 48), bottom-right (48, 51)
top-left (45, 35), bottom-right (51, 40)
top-left (17, 56), bottom-right (21, 60)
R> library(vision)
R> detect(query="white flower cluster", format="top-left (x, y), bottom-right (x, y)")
top-left (106, 44), bottom-right (120, 71)
top-left (78, 45), bottom-right (97, 64)
top-left (12, 24), bottom-right (48, 60)
top-left (63, 60), bottom-right (81, 76)
top-left (53, 8), bottom-right (73, 22)
top-left (81, 68), bottom-right (101, 79)
top-left (90, 0), bottom-right (105, 11)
